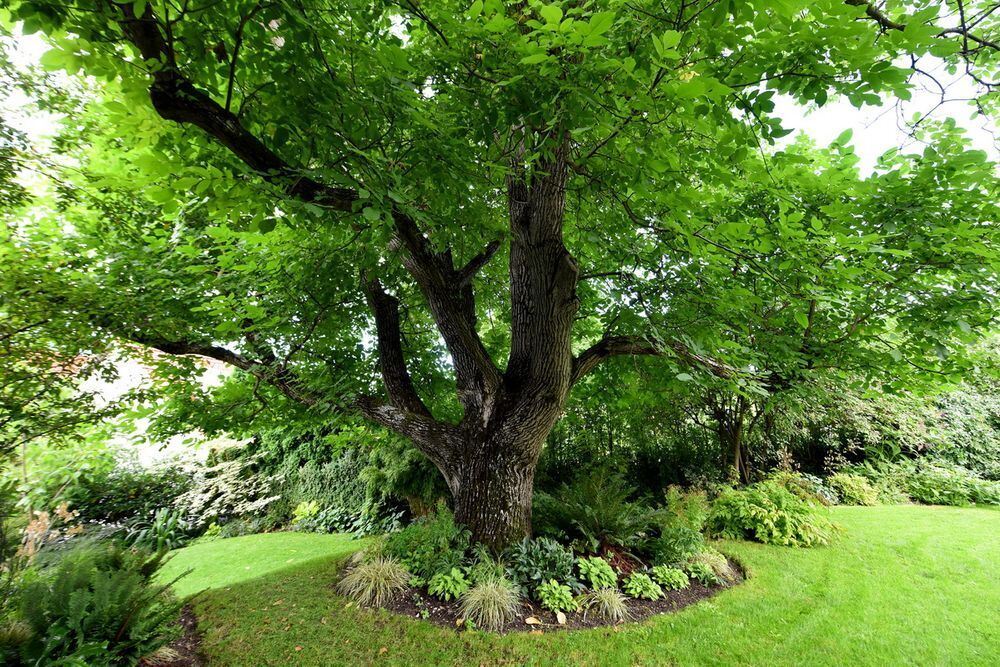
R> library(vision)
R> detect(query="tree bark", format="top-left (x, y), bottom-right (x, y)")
top-left (449, 435), bottom-right (539, 552)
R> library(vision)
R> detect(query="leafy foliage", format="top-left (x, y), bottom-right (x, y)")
top-left (622, 572), bottom-right (663, 600)
top-left (533, 469), bottom-right (656, 551)
top-left (644, 526), bottom-right (705, 567)
top-left (577, 556), bottom-right (617, 590)
top-left (173, 452), bottom-right (281, 529)
top-left (827, 474), bottom-right (880, 506)
top-left (769, 472), bottom-right (839, 506)
top-left (12, 543), bottom-right (182, 666)
top-left (535, 579), bottom-right (577, 613)
top-left (505, 537), bottom-right (579, 597)
top-left (126, 508), bottom-right (192, 553)
top-left (337, 556), bottom-right (410, 608)
top-left (651, 566), bottom-right (690, 590)
top-left (383, 503), bottom-right (470, 581)
top-left (685, 561), bottom-right (721, 587)
top-left (427, 567), bottom-right (470, 602)
top-left (709, 482), bottom-right (836, 547)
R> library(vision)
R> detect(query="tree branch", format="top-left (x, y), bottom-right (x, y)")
top-left (362, 275), bottom-right (432, 417)
top-left (571, 335), bottom-right (739, 386)
top-left (107, 1), bottom-right (358, 209)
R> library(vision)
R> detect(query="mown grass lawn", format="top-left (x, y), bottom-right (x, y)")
top-left (160, 505), bottom-right (1000, 666)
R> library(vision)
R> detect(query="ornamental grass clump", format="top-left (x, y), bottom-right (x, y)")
top-left (337, 556), bottom-right (410, 607)
top-left (580, 587), bottom-right (631, 623)
top-left (458, 577), bottom-right (520, 632)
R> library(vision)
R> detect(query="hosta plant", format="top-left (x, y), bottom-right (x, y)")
top-left (577, 556), bottom-right (617, 590)
top-left (622, 572), bottom-right (663, 600)
top-left (651, 565), bottom-right (690, 590)
top-left (536, 579), bottom-right (577, 613)
top-left (685, 561), bottom-right (721, 586)
top-left (427, 567), bottom-right (471, 602)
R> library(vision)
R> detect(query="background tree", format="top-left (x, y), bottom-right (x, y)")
top-left (1, 0), bottom-right (998, 548)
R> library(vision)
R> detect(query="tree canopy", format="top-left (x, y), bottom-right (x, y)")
top-left (1, 0), bottom-right (998, 547)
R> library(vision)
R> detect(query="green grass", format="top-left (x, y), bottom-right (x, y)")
top-left (163, 506), bottom-right (1000, 666)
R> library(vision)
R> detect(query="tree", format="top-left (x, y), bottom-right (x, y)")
top-left (2, 0), bottom-right (998, 549)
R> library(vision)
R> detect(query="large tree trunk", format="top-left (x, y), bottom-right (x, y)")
top-left (450, 439), bottom-right (539, 552)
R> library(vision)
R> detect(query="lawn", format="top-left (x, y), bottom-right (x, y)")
top-left (161, 505), bottom-right (1000, 666)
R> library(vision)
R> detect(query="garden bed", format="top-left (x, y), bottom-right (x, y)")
top-left (370, 557), bottom-right (744, 633)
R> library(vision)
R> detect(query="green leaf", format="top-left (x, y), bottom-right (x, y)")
top-left (794, 312), bottom-right (810, 329)
top-left (520, 53), bottom-right (550, 65)
top-left (540, 5), bottom-right (563, 25)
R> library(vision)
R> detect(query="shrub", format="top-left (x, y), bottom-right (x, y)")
top-left (650, 565), bottom-right (690, 590)
top-left (685, 561), bottom-right (721, 586)
top-left (827, 473), bottom-right (879, 506)
top-left (384, 503), bottom-right (470, 580)
top-left (458, 577), bottom-right (520, 632)
top-left (660, 486), bottom-right (710, 531)
top-left (70, 463), bottom-right (194, 525)
top-left (532, 468), bottom-right (656, 551)
top-left (769, 472), bottom-right (839, 506)
top-left (427, 567), bottom-right (470, 602)
top-left (899, 462), bottom-right (1000, 506)
top-left (579, 588), bottom-right (630, 622)
top-left (577, 556), bottom-right (617, 590)
top-left (536, 579), bottom-right (577, 612)
top-left (708, 481), bottom-right (836, 547)
top-left (127, 508), bottom-right (192, 552)
top-left (337, 556), bottom-right (410, 607)
top-left (622, 572), bottom-right (663, 600)
top-left (291, 500), bottom-right (320, 525)
top-left (13, 543), bottom-right (183, 666)
top-left (643, 525), bottom-right (704, 566)
top-left (505, 537), bottom-right (579, 597)
top-left (173, 454), bottom-right (281, 529)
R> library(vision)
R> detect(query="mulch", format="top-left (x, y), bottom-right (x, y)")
top-left (141, 605), bottom-right (207, 667)
top-left (380, 558), bottom-right (745, 633)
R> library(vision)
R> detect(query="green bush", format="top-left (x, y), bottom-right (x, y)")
top-left (577, 556), bottom-right (617, 590)
top-left (900, 463), bottom-right (1000, 506)
top-left (337, 556), bottom-right (410, 607)
top-left (70, 463), bottom-right (194, 525)
top-left (708, 481), bottom-right (836, 547)
top-left (384, 503), bottom-right (470, 580)
top-left (10, 543), bottom-right (183, 666)
top-left (643, 525), bottom-right (704, 566)
top-left (532, 468), bottom-right (656, 551)
top-left (769, 472), bottom-right (839, 506)
top-left (505, 537), bottom-right (579, 598)
top-left (458, 577), bottom-right (520, 632)
top-left (536, 579), bottom-right (577, 612)
top-left (650, 565), bottom-right (690, 590)
top-left (622, 572), bottom-right (663, 600)
top-left (827, 473), bottom-right (880, 506)
top-left (126, 507), bottom-right (192, 552)
top-left (427, 568), bottom-right (470, 602)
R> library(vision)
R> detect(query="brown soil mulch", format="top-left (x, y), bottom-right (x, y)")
top-left (379, 559), bottom-right (744, 633)
top-left (140, 605), bottom-right (206, 667)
